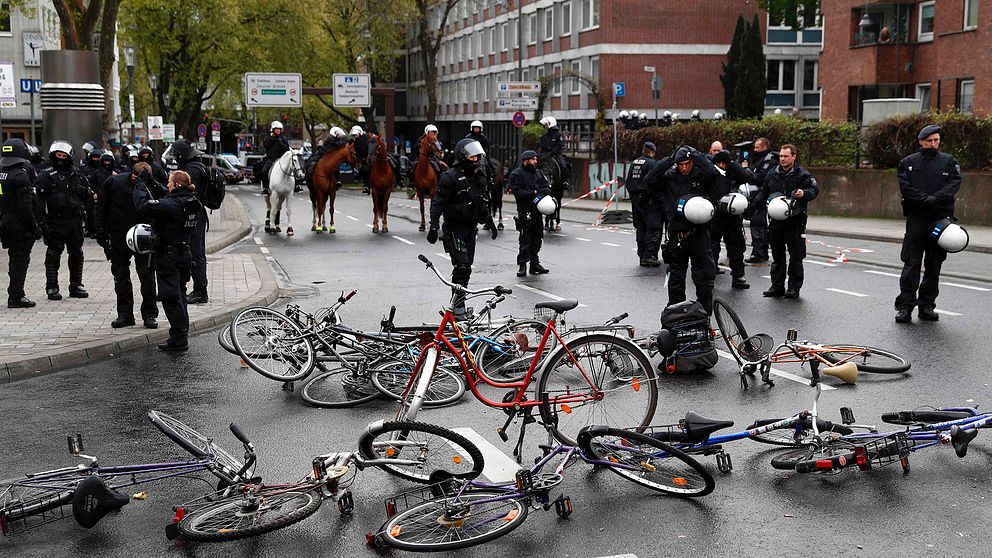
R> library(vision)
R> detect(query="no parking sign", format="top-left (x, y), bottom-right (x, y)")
top-left (512, 111), bottom-right (526, 128)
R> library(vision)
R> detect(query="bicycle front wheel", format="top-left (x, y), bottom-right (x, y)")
top-left (358, 421), bottom-right (484, 483)
top-left (371, 362), bottom-right (466, 407)
top-left (712, 298), bottom-right (748, 365)
top-left (475, 320), bottom-right (549, 382)
top-left (747, 417), bottom-right (853, 447)
top-left (537, 334), bottom-right (657, 446)
top-left (231, 307), bottom-right (316, 382)
top-left (218, 324), bottom-right (237, 355)
top-left (378, 490), bottom-right (527, 552)
top-left (819, 345), bottom-right (910, 374)
top-left (177, 487), bottom-right (322, 542)
top-left (148, 411), bottom-right (244, 483)
top-left (299, 366), bottom-right (381, 408)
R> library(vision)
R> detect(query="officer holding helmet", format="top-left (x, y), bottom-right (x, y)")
top-left (509, 150), bottom-right (552, 277)
top-left (709, 147), bottom-right (755, 289)
top-left (894, 124), bottom-right (963, 323)
top-left (626, 141), bottom-right (665, 267)
top-left (426, 138), bottom-right (497, 319)
top-left (0, 139), bottom-right (42, 308)
top-left (761, 144), bottom-right (818, 299)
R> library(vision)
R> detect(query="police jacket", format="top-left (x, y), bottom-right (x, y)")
top-left (90, 167), bottom-right (115, 197)
top-left (465, 132), bottom-right (491, 154)
top-left (178, 158), bottom-right (211, 210)
top-left (625, 156), bottom-right (660, 195)
top-left (353, 133), bottom-right (372, 161)
top-left (538, 128), bottom-right (563, 158)
top-left (0, 164), bottom-right (39, 242)
top-left (430, 166), bottom-right (490, 229)
top-left (139, 158), bottom-right (169, 185)
top-left (78, 159), bottom-right (100, 178)
top-left (508, 164), bottom-right (551, 203)
top-left (710, 161), bottom-right (756, 202)
top-left (96, 171), bottom-right (151, 235)
top-left (747, 150), bottom-right (779, 208)
top-left (264, 134), bottom-right (291, 161)
top-left (761, 164), bottom-right (818, 216)
top-left (34, 167), bottom-right (92, 220)
top-left (134, 184), bottom-right (202, 247)
top-left (897, 149), bottom-right (961, 218)
top-left (662, 152), bottom-right (718, 231)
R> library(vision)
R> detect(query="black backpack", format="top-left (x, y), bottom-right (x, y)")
top-left (201, 166), bottom-right (226, 210)
top-left (660, 301), bottom-right (719, 373)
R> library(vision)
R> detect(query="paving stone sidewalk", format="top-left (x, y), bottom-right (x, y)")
top-left (0, 195), bottom-right (277, 382)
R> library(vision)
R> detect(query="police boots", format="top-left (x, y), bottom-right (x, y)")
top-left (69, 259), bottom-right (88, 298)
top-left (45, 263), bottom-right (62, 300)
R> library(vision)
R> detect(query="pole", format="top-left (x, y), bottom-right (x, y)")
top-left (516, 0), bottom-right (523, 159)
top-left (127, 74), bottom-right (135, 144)
top-left (612, 91), bottom-right (618, 173)
top-left (29, 90), bottom-right (36, 146)
top-left (653, 70), bottom-right (659, 128)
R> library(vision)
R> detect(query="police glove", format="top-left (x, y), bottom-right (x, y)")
top-left (427, 228), bottom-right (439, 244)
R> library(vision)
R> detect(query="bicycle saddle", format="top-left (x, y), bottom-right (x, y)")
top-left (534, 299), bottom-right (579, 313)
top-left (681, 412), bottom-right (735, 443)
top-left (72, 476), bottom-right (129, 528)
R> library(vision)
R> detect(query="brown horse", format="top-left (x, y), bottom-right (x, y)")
top-left (308, 143), bottom-right (358, 233)
top-left (413, 136), bottom-right (442, 231)
top-left (368, 134), bottom-right (394, 233)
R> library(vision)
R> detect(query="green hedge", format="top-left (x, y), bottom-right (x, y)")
top-left (521, 123), bottom-right (544, 150)
top-left (862, 111), bottom-right (992, 170)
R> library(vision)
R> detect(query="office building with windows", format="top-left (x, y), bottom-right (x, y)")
top-left (0, 3), bottom-right (60, 143)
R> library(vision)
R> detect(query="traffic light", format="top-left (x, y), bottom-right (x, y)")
top-left (203, 112), bottom-right (210, 120)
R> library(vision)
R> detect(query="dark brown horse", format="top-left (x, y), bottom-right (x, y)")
top-left (308, 143), bottom-right (358, 233)
top-left (368, 134), bottom-right (394, 233)
top-left (485, 159), bottom-right (509, 231)
top-left (413, 136), bottom-right (442, 231)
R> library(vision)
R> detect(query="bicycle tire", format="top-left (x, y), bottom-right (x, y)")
top-left (712, 298), bottom-right (748, 365)
top-left (536, 334), bottom-right (658, 446)
top-left (819, 344), bottom-right (910, 374)
top-left (218, 324), bottom-right (237, 355)
top-left (579, 426), bottom-right (714, 497)
top-left (230, 307), bottom-right (315, 382)
top-left (147, 411), bottom-right (244, 483)
top-left (475, 320), bottom-right (549, 382)
top-left (881, 409), bottom-right (978, 426)
top-left (299, 366), bottom-right (382, 408)
top-left (358, 421), bottom-right (484, 484)
top-left (377, 490), bottom-right (527, 551)
top-left (177, 487), bottom-right (322, 542)
top-left (747, 417), bottom-right (854, 447)
top-left (371, 363), bottom-right (466, 407)
top-left (769, 447), bottom-right (814, 470)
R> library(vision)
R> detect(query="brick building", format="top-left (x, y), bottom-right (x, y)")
top-left (819, 0), bottom-right (989, 121)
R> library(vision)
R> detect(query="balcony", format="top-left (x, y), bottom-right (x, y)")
top-left (851, 4), bottom-right (910, 48)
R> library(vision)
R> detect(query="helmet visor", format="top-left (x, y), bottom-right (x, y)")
top-left (50, 141), bottom-right (73, 156)
top-left (462, 140), bottom-right (485, 159)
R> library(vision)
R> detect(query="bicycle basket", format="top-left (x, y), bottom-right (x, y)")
top-left (534, 307), bottom-right (555, 321)
top-left (738, 333), bottom-right (774, 362)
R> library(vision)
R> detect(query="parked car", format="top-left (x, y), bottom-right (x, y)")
top-left (242, 153), bottom-right (265, 182)
top-left (196, 154), bottom-right (245, 184)
top-left (220, 154), bottom-right (244, 172)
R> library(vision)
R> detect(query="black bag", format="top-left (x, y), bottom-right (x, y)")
top-left (201, 167), bottom-right (227, 210)
top-left (660, 301), bottom-right (719, 373)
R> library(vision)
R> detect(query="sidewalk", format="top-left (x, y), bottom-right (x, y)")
top-left (0, 195), bottom-right (278, 383)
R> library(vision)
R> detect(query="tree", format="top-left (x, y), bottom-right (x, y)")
top-left (721, 16), bottom-right (747, 118)
top-left (759, 0), bottom-right (820, 30)
top-left (413, 0), bottom-right (460, 123)
top-left (733, 15), bottom-right (767, 119)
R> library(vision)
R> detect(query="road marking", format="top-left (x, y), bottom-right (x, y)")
top-left (825, 288), bottom-right (869, 298)
top-left (365, 224), bottom-right (373, 229)
top-left (346, 215), bottom-right (359, 221)
top-left (575, 237), bottom-right (591, 242)
top-left (253, 237), bottom-right (263, 245)
top-left (935, 309), bottom-right (963, 317)
top-left (864, 270), bottom-right (900, 278)
top-left (941, 282), bottom-right (990, 292)
top-left (717, 349), bottom-right (836, 390)
top-left (451, 427), bottom-right (518, 483)
top-left (807, 260), bottom-right (838, 267)
top-left (259, 247), bottom-right (270, 254)
top-left (334, 209), bottom-right (341, 214)
top-left (718, 265), bottom-right (731, 271)
top-left (550, 233), bottom-right (567, 237)
top-left (602, 242), bottom-right (621, 247)
top-left (435, 252), bottom-right (451, 261)
top-left (761, 275), bottom-right (771, 279)
top-left (392, 235), bottom-right (415, 245)
top-left (514, 284), bottom-right (587, 307)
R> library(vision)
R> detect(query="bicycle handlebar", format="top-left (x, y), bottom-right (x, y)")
top-left (418, 254), bottom-right (512, 296)
top-left (229, 423), bottom-right (254, 451)
top-left (340, 289), bottom-right (358, 303)
top-left (604, 312), bottom-right (628, 326)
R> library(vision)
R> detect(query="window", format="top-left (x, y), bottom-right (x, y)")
top-left (536, 65), bottom-right (546, 80)
top-left (802, 60), bottom-right (818, 91)
top-left (960, 80), bottom-right (975, 113)
top-left (0, 3), bottom-right (11, 34)
top-left (561, 1), bottom-right (572, 35)
top-left (767, 60), bottom-right (796, 92)
top-left (581, 0), bottom-right (599, 30)
top-left (918, 2), bottom-right (934, 41)
top-left (916, 83), bottom-right (931, 111)
top-left (590, 56), bottom-right (599, 80)
top-left (521, 68), bottom-right (529, 81)
top-left (486, 27), bottom-right (494, 54)
top-left (501, 22), bottom-right (509, 51)
top-left (544, 8), bottom-right (554, 41)
top-left (569, 60), bottom-right (581, 94)
top-left (552, 63), bottom-right (562, 96)
top-left (965, 0), bottom-right (979, 29)
top-left (528, 13), bottom-right (537, 44)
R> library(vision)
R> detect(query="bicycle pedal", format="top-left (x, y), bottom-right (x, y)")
top-left (554, 495), bottom-right (573, 518)
top-left (840, 407), bottom-right (856, 425)
top-left (165, 523), bottom-right (180, 540)
top-left (337, 489), bottom-right (354, 515)
top-left (716, 452), bottom-right (733, 473)
top-left (497, 427), bottom-right (509, 442)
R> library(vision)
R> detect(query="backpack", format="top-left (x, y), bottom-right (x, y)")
top-left (201, 166), bottom-right (227, 210)
top-left (660, 301), bottom-right (719, 373)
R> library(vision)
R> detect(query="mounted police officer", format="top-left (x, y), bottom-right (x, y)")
top-left (744, 137), bottom-right (779, 264)
top-left (709, 148), bottom-right (755, 289)
top-left (0, 139), bottom-right (42, 308)
top-left (350, 125), bottom-right (374, 194)
top-left (761, 144), bottom-right (818, 299)
top-left (169, 139), bottom-right (210, 304)
top-left (34, 140), bottom-right (93, 300)
top-left (260, 120), bottom-right (290, 195)
top-left (509, 150), bottom-right (552, 277)
top-left (134, 170), bottom-right (202, 351)
top-left (627, 142), bottom-right (666, 267)
top-left (351, 125), bottom-right (404, 191)
top-left (538, 116), bottom-right (570, 186)
top-left (426, 138), bottom-right (497, 319)
top-left (894, 124), bottom-right (963, 323)
top-left (138, 146), bottom-right (169, 185)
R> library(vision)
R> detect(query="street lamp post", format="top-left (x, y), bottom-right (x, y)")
top-left (124, 46), bottom-right (136, 144)
top-left (148, 73), bottom-right (158, 115)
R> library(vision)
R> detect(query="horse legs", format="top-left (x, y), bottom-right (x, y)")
top-left (264, 193), bottom-right (273, 233)
top-left (285, 193), bottom-right (294, 236)
top-left (418, 194), bottom-right (426, 232)
top-left (372, 193), bottom-right (380, 234)
top-left (381, 192), bottom-right (389, 234)
top-left (273, 196), bottom-right (284, 233)
top-left (497, 199), bottom-right (504, 230)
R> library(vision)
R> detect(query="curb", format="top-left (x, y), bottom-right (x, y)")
top-left (206, 196), bottom-right (253, 254)
top-left (805, 249), bottom-right (992, 284)
top-left (805, 227), bottom-right (992, 255)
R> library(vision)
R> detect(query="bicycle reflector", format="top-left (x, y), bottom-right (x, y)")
top-left (854, 446), bottom-right (871, 471)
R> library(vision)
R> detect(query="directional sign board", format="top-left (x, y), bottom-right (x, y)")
top-left (512, 111), bottom-right (526, 127)
top-left (162, 124), bottom-right (176, 142)
top-left (496, 98), bottom-right (538, 110)
top-left (332, 73), bottom-right (371, 108)
top-left (244, 72), bottom-right (302, 107)
top-left (613, 82), bottom-right (626, 98)
top-left (496, 81), bottom-right (540, 97)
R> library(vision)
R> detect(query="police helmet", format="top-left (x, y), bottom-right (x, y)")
top-left (126, 224), bottom-right (159, 254)
top-left (454, 138), bottom-right (485, 164)
top-left (139, 146), bottom-right (154, 159)
top-left (424, 124), bottom-right (439, 135)
top-left (128, 149), bottom-right (140, 160)
top-left (737, 183), bottom-right (760, 200)
top-left (639, 113), bottom-right (648, 120)
top-left (0, 138), bottom-right (31, 167)
top-left (714, 112), bottom-right (724, 120)
top-left (82, 141), bottom-right (96, 157)
top-left (540, 116), bottom-right (557, 128)
top-left (536, 195), bottom-right (557, 216)
top-left (49, 140), bottom-right (74, 159)
top-left (27, 144), bottom-right (40, 157)
top-left (350, 125), bottom-right (364, 137)
top-left (677, 196), bottom-right (714, 225)
top-left (270, 120), bottom-right (284, 131)
top-left (629, 110), bottom-right (639, 119)
top-left (767, 194), bottom-right (796, 221)
top-left (170, 139), bottom-right (203, 162)
top-left (470, 120), bottom-right (483, 131)
top-left (718, 193), bottom-right (749, 216)
top-left (329, 126), bottom-right (347, 139)
top-left (619, 110), bottom-right (629, 119)
top-left (930, 218), bottom-right (969, 253)
top-left (100, 151), bottom-right (116, 165)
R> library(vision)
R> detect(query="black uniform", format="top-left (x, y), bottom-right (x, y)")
top-left (261, 133), bottom-right (291, 191)
top-left (1, 164), bottom-right (40, 304)
top-left (177, 157), bottom-right (210, 301)
top-left (353, 133), bottom-right (373, 190)
top-left (626, 154), bottom-right (668, 264)
top-left (34, 163), bottom-right (92, 296)
top-left (508, 163), bottom-right (552, 267)
top-left (90, 154), bottom-right (116, 198)
top-left (894, 149), bottom-right (962, 312)
top-left (139, 148), bottom-right (170, 185)
top-left (78, 152), bottom-right (102, 235)
top-left (661, 152), bottom-right (719, 313)
top-left (762, 164), bottom-right (818, 293)
top-left (96, 172), bottom-right (158, 322)
top-left (745, 149), bottom-right (778, 261)
top-left (134, 183), bottom-right (201, 348)
top-left (466, 131), bottom-right (497, 179)
top-left (710, 161), bottom-right (756, 281)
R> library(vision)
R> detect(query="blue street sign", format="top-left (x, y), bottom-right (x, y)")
top-left (19, 79), bottom-right (41, 93)
top-left (613, 82), bottom-right (626, 98)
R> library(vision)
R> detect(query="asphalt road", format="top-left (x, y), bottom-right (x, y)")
top-left (3, 185), bottom-right (992, 557)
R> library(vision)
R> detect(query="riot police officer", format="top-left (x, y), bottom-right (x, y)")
top-left (134, 170), bottom-right (202, 351)
top-left (35, 141), bottom-right (93, 300)
top-left (744, 137), bottom-right (778, 264)
top-left (626, 142), bottom-right (666, 267)
top-left (509, 150), bottom-right (551, 277)
top-left (170, 139), bottom-right (210, 304)
top-left (91, 151), bottom-right (117, 197)
top-left (538, 116), bottom-right (570, 183)
top-left (28, 145), bottom-right (49, 181)
top-left (261, 121), bottom-right (291, 195)
top-left (138, 146), bottom-right (169, 185)
top-left (761, 144), bottom-right (818, 299)
top-left (710, 149), bottom-right (755, 289)
top-left (0, 139), bottom-right (41, 308)
top-left (466, 120), bottom-right (498, 183)
top-left (426, 138), bottom-right (497, 319)
top-left (894, 124), bottom-right (962, 323)
top-left (96, 163), bottom-right (159, 328)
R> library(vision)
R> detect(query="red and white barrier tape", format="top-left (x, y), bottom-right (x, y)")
top-left (560, 178), bottom-right (620, 207)
top-left (804, 239), bottom-right (874, 263)
top-left (594, 189), bottom-right (621, 226)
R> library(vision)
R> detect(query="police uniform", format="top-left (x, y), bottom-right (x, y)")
top-left (261, 133), bottom-right (291, 192)
top-left (626, 151), bottom-right (665, 266)
top-left (746, 149), bottom-right (779, 262)
top-left (177, 154), bottom-right (211, 303)
top-left (34, 157), bottom-right (92, 299)
top-left (138, 147), bottom-right (170, 185)
top-left (134, 182), bottom-right (202, 350)
top-left (78, 150), bottom-right (102, 236)
top-left (352, 132), bottom-right (373, 191)
top-left (710, 155), bottom-right (755, 286)
top-left (508, 156), bottom-right (552, 274)
top-left (90, 153), bottom-right (117, 197)
top-left (466, 131), bottom-right (498, 181)
top-left (0, 140), bottom-right (41, 307)
top-left (762, 164), bottom-right (818, 297)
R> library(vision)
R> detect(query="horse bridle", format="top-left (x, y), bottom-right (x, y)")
top-left (278, 151), bottom-right (304, 180)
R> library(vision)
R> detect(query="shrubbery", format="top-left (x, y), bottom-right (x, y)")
top-left (862, 111), bottom-right (992, 170)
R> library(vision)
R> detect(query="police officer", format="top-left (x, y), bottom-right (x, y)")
top-left (0, 139), bottom-right (42, 308)
top-left (133, 170), bottom-right (201, 351)
top-left (661, 147), bottom-right (719, 314)
top-left (509, 150), bottom-right (552, 277)
top-left (35, 141), bottom-right (93, 300)
top-left (350, 125), bottom-right (374, 194)
top-left (138, 146), bottom-right (169, 185)
top-left (91, 151), bottom-right (117, 197)
top-left (96, 163), bottom-right (159, 328)
top-left (426, 138), bottom-right (497, 318)
top-left (261, 121), bottom-right (290, 195)
top-left (28, 145), bottom-right (50, 181)
top-left (466, 120), bottom-right (498, 182)
top-left (78, 141), bottom-right (101, 175)
top-left (538, 116), bottom-right (570, 182)
top-left (169, 139), bottom-right (210, 304)
top-left (894, 124), bottom-right (962, 323)
top-left (710, 148), bottom-right (755, 289)
top-left (744, 137), bottom-right (779, 264)
top-left (626, 142), bottom-right (666, 267)
top-left (761, 144), bottom-right (818, 299)
top-left (118, 148), bottom-right (140, 173)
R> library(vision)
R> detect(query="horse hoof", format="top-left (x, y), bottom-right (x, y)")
top-left (555, 225), bottom-right (561, 231)
top-left (287, 228), bottom-right (294, 236)
top-left (418, 225), bottom-right (426, 232)
top-left (373, 226), bottom-right (379, 234)
top-left (315, 227), bottom-right (324, 233)
top-left (329, 226), bottom-right (336, 233)
top-left (274, 226), bottom-right (282, 233)
top-left (311, 226), bottom-right (317, 232)
top-left (497, 223), bottom-right (504, 230)
top-left (383, 227), bottom-right (388, 233)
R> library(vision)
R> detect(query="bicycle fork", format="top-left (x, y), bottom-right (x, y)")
top-left (396, 347), bottom-right (439, 422)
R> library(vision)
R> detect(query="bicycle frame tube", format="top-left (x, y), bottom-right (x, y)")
top-left (12, 458), bottom-right (216, 491)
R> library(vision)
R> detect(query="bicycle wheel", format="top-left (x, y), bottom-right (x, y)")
top-left (536, 334), bottom-right (658, 446)
top-left (371, 362), bottom-right (466, 407)
top-left (579, 426), bottom-right (714, 497)
top-left (769, 447), bottom-right (814, 470)
top-left (378, 490), bottom-right (527, 552)
top-left (147, 411), bottom-right (244, 483)
top-left (299, 365), bottom-right (381, 408)
top-left (358, 421), bottom-right (484, 484)
top-left (177, 487), bottom-right (322, 542)
top-left (712, 298), bottom-right (748, 365)
top-left (819, 345), bottom-right (910, 374)
top-left (475, 320), bottom-right (549, 382)
top-left (230, 307), bottom-right (315, 382)
top-left (747, 417), bottom-right (853, 447)
top-left (218, 324), bottom-right (237, 355)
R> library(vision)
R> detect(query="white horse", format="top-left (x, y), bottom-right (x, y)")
top-left (264, 149), bottom-right (305, 236)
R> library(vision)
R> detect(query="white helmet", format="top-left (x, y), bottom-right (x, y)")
top-left (424, 124), bottom-right (438, 135)
top-left (536, 195), bottom-right (557, 216)
top-left (930, 218), bottom-right (969, 253)
top-left (718, 193), bottom-right (749, 216)
top-left (773, 108), bottom-right (783, 116)
top-left (692, 109), bottom-right (700, 117)
top-left (330, 126), bottom-right (347, 138)
top-left (663, 111), bottom-right (672, 117)
top-left (714, 112), bottom-right (724, 120)
top-left (629, 110), bottom-right (639, 119)
top-left (619, 110), bottom-right (629, 119)
top-left (677, 196), bottom-right (714, 225)
top-left (126, 224), bottom-right (158, 254)
top-left (639, 113), bottom-right (648, 120)
top-left (737, 183), bottom-right (760, 200)
top-left (270, 121), bottom-right (284, 131)
top-left (767, 194), bottom-right (796, 221)
top-left (543, 116), bottom-right (557, 128)
top-left (470, 120), bottom-right (483, 130)
top-left (350, 125), bottom-right (363, 137)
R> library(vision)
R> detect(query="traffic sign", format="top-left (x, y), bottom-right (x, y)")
top-left (244, 72), bottom-right (302, 107)
top-left (196, 124), bottom-right (207, 138)
top-left (147, 116), bottom-right (164, 141)
top-left (613, 82), bottom-right (626, 98)
top-left (497, 81), bottom-right (540, 96)
top-left (512, 111), bottom-right (526, 127)
top-left (211, 130), bottom-right (221, 142)
top-left (211, 120), bottom-right (221, 131)
top-left (196, 140), bottom-right (207, 151)
top-left (496, 98), bottom-right (538, 110)
top-left (332, 73), bottom-right (371, 108)
top-left (162, 124), bottom-right (176, 142)
top-left (19, 79), bottom-right (40, 93)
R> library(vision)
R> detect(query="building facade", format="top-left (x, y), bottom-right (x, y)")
top-left (0, 2), bottom-right (60, 144)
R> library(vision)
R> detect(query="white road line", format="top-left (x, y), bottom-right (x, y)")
top-left (602, 242), bottom-right (621, 247)
top-left (718, 265), bottom-right (731, 271)
top-left (825, 288), bottom-right (869, 298)
top-left (346, 215), bottom-right (359, 221)
top-left (514, 284), bottom-right (587, 307)
top-left (451, 427), bottom-right (518, 483)
top-left (334, 209), bottom-right (341, 214)
top-left (864, 270), bottom-right (900, 278)
top-left (550, 233), bottom-right (567, 237)
top-left (259, 247), bottom-right (270, 254)
top-left (575, 237), bottom-right (591, 242)
top-left (941, 282), bottom-right (991, 292)
top-left (807, 260), bottom-right (838, 267)
top-left (253, 237), bottom-right (263, 245)
top-left (392, 235), bottom-right (415, 245)
top-left (365, 224), bottom-right (373, 229)
top-left (761, 275), bottom-right (771, 279)
top-left (716, 349), bottom-right (836, 390)
top-left (935, 309), bottom-right (963, 317)
top-left (435, 252), bottom-right (451, 261)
